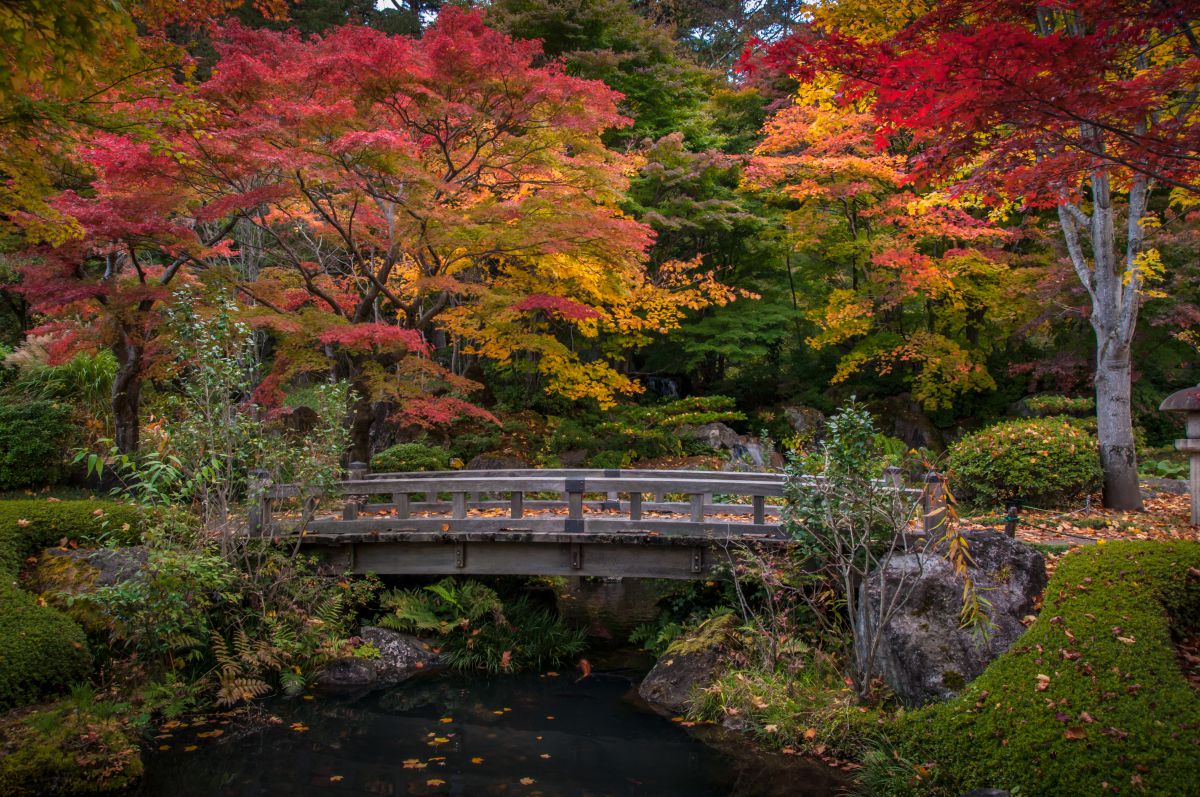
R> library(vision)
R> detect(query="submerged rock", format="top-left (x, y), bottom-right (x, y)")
top-left (32, 546), bottom-right (148, 593)
top-left (317, 627), bottom-right (444, 690)
top-left (857, 531), bottom-right (1046, 706)
top-left (638, 646), bottom-right (723, 716)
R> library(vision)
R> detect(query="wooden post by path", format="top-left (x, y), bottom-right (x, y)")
top-left (247, 468), bottom-right (272, 537)
top-left (922, 471), bottom-right (947, 538)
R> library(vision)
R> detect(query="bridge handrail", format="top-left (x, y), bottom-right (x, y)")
top-left (253, 465), bottom-right (945, 540)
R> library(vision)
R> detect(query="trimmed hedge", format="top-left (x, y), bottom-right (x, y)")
top-left (871, 541), bottom-right (1200, 796)
top-left (0, 399), bottom-right (73, 490)
top-left (0, 499), bottom-right (143, 708)
top-left (0, 500), bottom-right (144, 576)
top-left (0, 583), bottom-right (91, 710)
top-left (947, 417), bottom-right (1102, 507)
top-left (371, 442), bottom-right (452, 473)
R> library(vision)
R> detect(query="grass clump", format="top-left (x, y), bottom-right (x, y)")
top-left (866, 541), bottom-right (1200, 796)
top-left (0, 696), bottom-right (142, 796)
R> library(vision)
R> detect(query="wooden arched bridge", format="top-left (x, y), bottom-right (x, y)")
top-left (253, 467), bottom-right (946, 579)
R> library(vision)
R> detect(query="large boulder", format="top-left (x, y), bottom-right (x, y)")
top-left (857, 531), bottom-right (1046, 706)
top-left (683, 422), bottom-right (741, 451)
top-left (465, 453), bottom-right (527, 470)
top-left (317, 627), bottom-right (444, 690)
top-left (30, 546), bottom-right (148, 594)
top-left (638, 646), bottom-right (723, 716)
top-left (782, 406), bottom-right (826, 439)
top-left (876, 394), bottom-right (944, 452)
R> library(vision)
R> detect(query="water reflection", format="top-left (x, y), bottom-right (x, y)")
top-left (135, 672), bottom-right (846, 797)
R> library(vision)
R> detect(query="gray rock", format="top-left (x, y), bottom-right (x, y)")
top-left (682, 422), bottom-right (742, 451)
top-left (39, 546), bottom-right (148, 588)
top-left (783, 406), bottom-right (826, 438)
top-left (1141, 477), bottom-right (1189, 497)
top-left (317, 627), bottom-right (444, 691)
top-left (876, 394), bottom-right (944, 452)
top-left (559, 449), bottom-right (589, 467)
top-left (466, 453), bottom-right (528, 470)
top-left (315, 657), bottom-right (378, 689)
top-left (857, 531), bottom-right (1046, 706)
top-left (638, 646), bottom-right (723, 715)
top-left (360, 626), bottom-right (444, 685)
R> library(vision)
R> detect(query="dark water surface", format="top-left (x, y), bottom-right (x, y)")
top-left (134, 672), bottom-right (846, 797)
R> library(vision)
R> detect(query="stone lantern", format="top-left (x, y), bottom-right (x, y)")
top-left (1160, 384), bottom-right (1200, 525)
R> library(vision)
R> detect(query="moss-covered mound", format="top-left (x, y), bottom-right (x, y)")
top-left (0, 583), bottom-right (91, 710)
top-left (0, 701), bottom-right (143, 796)
top-left (0, 500), bottom-right (142, 709)
top-left (0, 499), bottom-right (144, 576)
top-left (871, 541), bottom-right (1200, 796)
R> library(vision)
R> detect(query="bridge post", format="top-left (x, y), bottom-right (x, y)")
top-left (753, 494), bottom-right (766, 526)
top-left (247, 468), bottom-right (272, 537)
top-left (690, 493), bottom-right (704, 523)
top-left (629, 492), bottom-right (642, 520)
top-left (344, 461), bottom-right (368, 521)
top-left (510, 491), bottom-right (524, 519)
top-left (921, 471), bottom-right (947, 538)
top-left (565, 478), bottom-right (585, 532)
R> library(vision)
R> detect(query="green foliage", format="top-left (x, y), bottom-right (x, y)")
top-left (371, 442), bottom-right (453, 473)
top-left (867, 541), bottom-right (1200, 796)
top-left (0, 499), bottom-right (144, 576)
top-left (692, 661), bottom-right (881, 758)
top-left (947, 417), bottom-right (1102, 507)
top-left (1141, 457), bottom-right (1189, 479)
top-left (9, 349), bottom-right (115, 424)
top-left (377, 578), bottom-right (586, 673)
top-left (0, 698), bottom-right (142, 797)
top-left (1021, 394), bottom-right (1095, 418)
top-left (0, 581), bottom-right (91, 710)
top-left (0, 399), bottom-right (72, 490)
top-left (547, 396), bottom-right (744, 466)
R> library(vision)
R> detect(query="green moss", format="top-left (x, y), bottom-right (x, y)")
top-left (870, 541), bottom-right (1200, 796)
top-left (0, 701), bottom-right (143, 796)
top-left (0, 499), bottom-right (145, 576)
top-left (0, 582), bottom-right (91, 709)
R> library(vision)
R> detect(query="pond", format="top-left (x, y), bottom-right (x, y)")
top-left (133, 671), bottom-right (847, 797)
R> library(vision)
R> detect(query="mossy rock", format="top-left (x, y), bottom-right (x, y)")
top-left (0, 500), bottom-right (145, 577)
top-left (870, 541), bottom-right (1200, 796)
top-left (0, 702), bottom-right (143, 796)
top-left (0, 582), bottom-right (91, 710)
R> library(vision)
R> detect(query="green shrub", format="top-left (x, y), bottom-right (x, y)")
top-left (0, 399), bottom-right (73, 490)
top-left (0, 500), bottom-right (145, 576)
top-left (0, 699), bottom-right (142, 795)
top-left (1021, 394), bottom-right (1095, 418)
top-left (371, 442), bottom-right (452, 473)
top-left (947, 417), bottom-right (1101, 507)
top-left (868, 541), bottom-right (1200, 796)
top-left (0, 582), bottom-right (92, 709)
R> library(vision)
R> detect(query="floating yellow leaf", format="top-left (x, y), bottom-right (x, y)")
top-left (426, 779), bottom-right (445, 786)
top-left (519, 777), bottom-right (536, 785)
top-left (196, 729), bottom-right (224, 738)
top-left (439, 717), bottom-right (453, 724)
top-left (471, 757), bottom-right (484, 764)
top-left (183, 745), bottom-right (198, 752)
top-left (158, 745), bottom-right (171, 751)
top-left (329, 775), bottom-right (343, 782)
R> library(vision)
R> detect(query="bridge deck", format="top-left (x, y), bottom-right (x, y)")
top-left (254, 467), bottom-right (943, 579)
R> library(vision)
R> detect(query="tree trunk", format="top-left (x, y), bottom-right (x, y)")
top-left (112, 336), bottom-right (143, 455)
top-left (1094, 342), bottom-right (1141, 508)
top-left (348, 381), bottom-right (374, 465)
top-left (1056, 164), bottom-right (1146, 510)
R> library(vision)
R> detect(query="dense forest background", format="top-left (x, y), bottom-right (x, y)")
top-left (1, 0), bottom-right (1196, 485)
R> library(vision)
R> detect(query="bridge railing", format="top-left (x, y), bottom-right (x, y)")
top-left (255, 465), bottom-right (946, 541)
